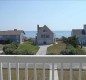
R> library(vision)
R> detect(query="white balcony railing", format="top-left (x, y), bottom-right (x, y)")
top-left (0, 55), bottom-right (86, 80)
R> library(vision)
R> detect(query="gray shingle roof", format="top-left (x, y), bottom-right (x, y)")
top-left (72, 29), bottom-right (86, 35)
top-left (0, 30), bottom-right (25, 35)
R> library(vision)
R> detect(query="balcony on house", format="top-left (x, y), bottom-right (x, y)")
top-left (0, 55), bottom-right (86, 80)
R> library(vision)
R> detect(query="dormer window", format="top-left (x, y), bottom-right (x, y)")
top-left (43, 29), bottom-right (46, 32)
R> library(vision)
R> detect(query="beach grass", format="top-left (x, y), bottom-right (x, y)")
top-left (47, 41), bottom-right (66, 55)
top-left (3, 68), bottom-right (49, 80)
top-left (47, 41), bottom-right (86, 55)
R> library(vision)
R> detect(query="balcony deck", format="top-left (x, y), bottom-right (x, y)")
top-left (0, 55), bottom-right (86, 80)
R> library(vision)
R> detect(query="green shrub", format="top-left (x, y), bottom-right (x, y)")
top-left (13, 50), bottom-right (35, 55)
top-left (66, 44), bottom-right (74, 49)
top-left (60, 44), bottom-right (78, 55)
top-left (13, 50), bottom-right (27, 55)
top-left (4, 48), bottom-right (15, 55)
top-left (60, 49), bottom-right (78, 55)
top-left (3, 42), bottom-right (18, 55)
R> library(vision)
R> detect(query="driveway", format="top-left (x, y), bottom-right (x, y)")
top-left (36, 44), bottom-right (52, 55)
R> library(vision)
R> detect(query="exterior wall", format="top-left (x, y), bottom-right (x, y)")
top-left (71, 31), bottom-right (86, 45)
top-left (78, 35), bottom-right (86, 44)
top-left (0, 35), bottom-right (20, 43)
top-left (20, 33), bottom-right (25, 44)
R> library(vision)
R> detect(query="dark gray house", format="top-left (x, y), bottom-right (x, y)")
top-left (0, 29), bottom-right (25, 44)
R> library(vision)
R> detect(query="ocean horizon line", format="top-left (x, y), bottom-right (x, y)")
top-left (25, 30), bottom-right (72, 32)
top-left (25, 31), bottom-right (71, 38)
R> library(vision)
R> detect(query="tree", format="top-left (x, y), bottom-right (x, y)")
top-left (62, 36), bottom-right (79, 48)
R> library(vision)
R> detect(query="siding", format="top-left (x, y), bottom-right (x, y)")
top-left (0, 35), bottom-right (20, 43)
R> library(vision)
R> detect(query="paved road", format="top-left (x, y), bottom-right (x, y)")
top-left (36, 44), bottom-right (52, 55)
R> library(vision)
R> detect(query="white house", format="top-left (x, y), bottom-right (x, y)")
top-left (36, 25), bottom-right (55, 45)
top-left (71, 24), bottom-right (86, 44)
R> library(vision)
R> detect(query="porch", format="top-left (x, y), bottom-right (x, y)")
top-left (0, 55), bottom-right (86, 80)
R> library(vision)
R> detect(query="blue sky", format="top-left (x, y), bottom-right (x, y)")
top-left (0, 1), bottom-right (86, 31)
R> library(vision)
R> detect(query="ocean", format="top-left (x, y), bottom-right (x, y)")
top-left (25, 31), bottom-right (71, 38)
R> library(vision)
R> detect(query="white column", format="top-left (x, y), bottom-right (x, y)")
top-left (8, 63), bottom-right (11, 80)
top-left (16, 63), bottom-right (19, 80)
top-left (52, 63), bottom-right (54, 80)
top-left (70, 63), bottom-right (72, 80)
top-left (79, 63), bottom-right (82, 80)
top-left (25, 63), bottom-right (28, 80)
top-left (0, 63), bottom-right (3, 80)
top-left (43, 63), bottom-right (45, 80)
top-left (34, 64), bottom-right (37, 80)
top-left (61, 63), bottom-right (63, 80)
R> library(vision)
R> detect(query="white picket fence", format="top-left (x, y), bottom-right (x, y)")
top-left (0, 55), bottom-right (86, 80)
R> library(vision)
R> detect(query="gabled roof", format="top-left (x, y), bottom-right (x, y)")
top-left (0, 30), bottom-right (25, 35)
top-left (38, 25), bottom-right (54, 34)
top-left (72, 29), bottom-right (86, 35)
top-left (43, 25), bottom-right (54, 34)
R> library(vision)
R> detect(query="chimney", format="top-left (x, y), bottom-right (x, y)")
top-left (37, 25), bottom-right (39, 32)
top-left (14, 29), bottom-right (17, 31)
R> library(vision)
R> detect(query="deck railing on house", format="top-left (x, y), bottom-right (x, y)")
top-left (0, 55), bottom-right (86, 80)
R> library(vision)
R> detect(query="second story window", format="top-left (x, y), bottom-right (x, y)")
top-left (41, 34), bottom-right (50, 38)
top-left (46, 35), bottom-right (50, 38)
top-left (41, 34), bottom-right (46, 38)
top-left (43, 29), bottom-right (46, 32)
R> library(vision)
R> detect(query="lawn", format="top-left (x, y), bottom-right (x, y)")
top-left (75, 47), bottom-right (86, 55)
top-left (58, 69), bottom-right (86, 80)
top-left (47, 41), bottom-right (66, 55)
top-left (17, 41), bottom-right (39, 54)
top-left (3, 68), bottom-right (49, 80)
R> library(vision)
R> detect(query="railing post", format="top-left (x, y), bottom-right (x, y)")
top-left (25, 63), bottom-right (28, 80)
top-left (79, 63), bottom-right (82, 80)
top-left (43, 63), bottom-right (45, 80)
top-left (0, 63), bottom-right (3, 80)
top-left (16, 63), bottom-right (19, 80)
top-left (52, 63), bottom-right (54, 80)
top-left (34, 64), bottom-right (37, 80)
top-left (70, 63), bottom-right (72, 80)
top-left (8, 63), bottom-right (11, 80)
top-left (61, 63), bottom-right (63, 80)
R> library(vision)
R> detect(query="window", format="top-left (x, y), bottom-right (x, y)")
top-left (0, 36), bottom-right (3, 38)
top-left (43, 29), bottom-right (46, 32)
top-left (46, 35), bottom-right (50, 38)
top-left (41, 34), bottom-right (50, 38)
top-left (41, 35), bottom-right (43, 38)
top-left (41, 34), bottom-right (45, 38)
top-left (16, 35), bottom-right (19, 38)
